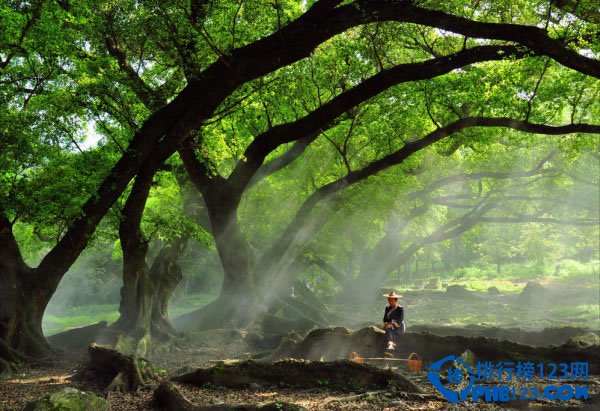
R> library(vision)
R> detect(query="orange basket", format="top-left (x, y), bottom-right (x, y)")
top-left (407, 352), bottom-right (422, 372)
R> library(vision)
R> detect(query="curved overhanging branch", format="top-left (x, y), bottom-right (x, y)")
top-left (258, 118), bottom-right (600, 281)
top-left (409, 150), bottom-right (559, 199)
top-left (300, 118), bottom-right (599, 220)
top-left (230, 45), bottom-right (524, 192)
top-left (368, 1), bottom-right (600, 78)
top-left (477, 216), bottom-right (599, 226)
top-left (33, 0), bottom-right (600, 287)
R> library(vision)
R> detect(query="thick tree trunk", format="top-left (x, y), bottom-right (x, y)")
top-left (0, 217), bottom-right (56, 376)
top-left (147, 239), bottom-right (187, 339)
top-left (173, 187), bottom-right (259, 332)
top-left (113, 239), bottom-right (187, 342)
top-left (112, 172), bottom-right (185, 342)
top-left (114, 227), bottom-right (152, 341)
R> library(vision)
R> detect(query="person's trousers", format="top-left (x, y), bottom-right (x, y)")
top-left (385, 327), bottom-right (402, 343)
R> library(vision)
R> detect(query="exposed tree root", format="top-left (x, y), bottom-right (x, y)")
top-left (0, 338), bottom-right (34, 363)
top-left (321, 389), bottom-right (389, 405)
top-left (260, 327), bottom-right (386, 362)
top-left (154, 381), bottom-right (197, 411)
top-left (320, 388), bottom-right (443, 406)
top-left (401, 331), bottom-right (600, 373)
top-left (87, 343), bottom-right (157, 391)
top-left (172, 359), bottom-right (423, 393)
top-left (1, 326), bottom-right (58, 361)
top-left (406, 324), bottom-right (590, 346)
top-left (0, 357), bottom-right (15, 380)
top-left (47, 321), bottom-right (108, 352)
top-left (261, 327), bottom-right (600, 374)
top-left (0, 336), bottom-right (53, 380)
top-left (154, 381), bottom-right (306, 410)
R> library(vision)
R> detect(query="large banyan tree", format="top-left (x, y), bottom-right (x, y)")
top-left (1, 0), bottom-right (599, 371)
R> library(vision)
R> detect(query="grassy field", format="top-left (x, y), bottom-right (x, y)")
top-left (42, 292), bottom-right (219, 336)
top-left (389, 260), bottom-right (599, 293)
top-left (383, 261), bottom-right (599, 331)
top-left (43, 304), bottom-right (121, 336)
top-left (42, 261), bottom-right (599, 335)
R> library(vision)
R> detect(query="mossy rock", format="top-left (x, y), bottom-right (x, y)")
top-left (515, 281), bottom-right (550, 306)
top-left (487, 286), bottom-right (501, 295)
top-left (24, 387), bottom-right (108, 411)
top-left (459, 349), bottom-right (478, 368)
top-left (445, 284), bottom-right (474, 298)
top-left (566, 332), bottom-right (599, 347)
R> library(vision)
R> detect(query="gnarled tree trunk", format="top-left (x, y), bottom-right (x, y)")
top-left (173, 184), bottom-right (259, 332)
top-left (113, 239), bottom-right (187, 343)
top-left (0, 217), bottom-right (57, 377)
top-left (111, 171), bottom-right (186, 343)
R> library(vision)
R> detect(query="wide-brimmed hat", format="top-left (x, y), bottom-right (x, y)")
top-left (383, 291), bottom-right (402, 299)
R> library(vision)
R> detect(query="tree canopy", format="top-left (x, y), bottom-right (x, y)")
top-left (0, 0), bottom-right (598, 367)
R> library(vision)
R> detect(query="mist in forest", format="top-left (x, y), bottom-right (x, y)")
top-left (42, 145), bottom-right (600, 336)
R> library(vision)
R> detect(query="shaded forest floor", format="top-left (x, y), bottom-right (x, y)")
top-left (1, 330), bottom-right (599, 410)
top-left (3, 276), bottom-right (598, 410)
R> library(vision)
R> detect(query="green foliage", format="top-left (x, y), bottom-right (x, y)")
top-left (1, 0), bottom-right (597, 331)
top-left (345, 378), bottom-right (363, 392)
top-left (24, 388), bottom-right (109, 411)
top-left (316, 378), bottom-right (331, 386)
top-left (43, 304), bottom-right (119, 336)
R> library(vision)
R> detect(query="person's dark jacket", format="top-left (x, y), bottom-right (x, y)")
top-left (383, 305), bottom-right (405, 331)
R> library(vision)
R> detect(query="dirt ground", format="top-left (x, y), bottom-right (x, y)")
top-left (2, 280), bottom-right (598, 410)
top-left (1, 336), bottom-right (598, 410)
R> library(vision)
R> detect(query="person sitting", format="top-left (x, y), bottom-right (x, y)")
top-left (382, 291), bottom-right (405, 350)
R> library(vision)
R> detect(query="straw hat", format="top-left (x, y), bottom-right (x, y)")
top-left (383, 291), bottom-right (402, 299)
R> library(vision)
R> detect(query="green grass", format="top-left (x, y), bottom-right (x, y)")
top-left (549, 303), bottom-right (599, 321)
top-left (42, 262), bottom-right (599, 335)
top-left (43, 292), bottom-right (218, 336)
top-left (169, 292), bottom-right (218, 317)
top-left (387, 265), bottom-right (600, 330)
top-left (43, 304), bottom-right (120, 336)
top-left (392, 260), bottom-right (599, 294)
